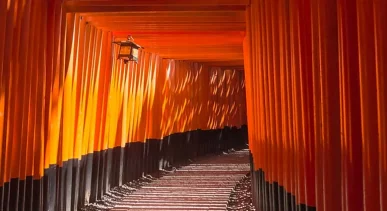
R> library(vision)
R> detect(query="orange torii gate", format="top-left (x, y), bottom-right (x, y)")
top-left (1, 0), bottom-right (387, 211)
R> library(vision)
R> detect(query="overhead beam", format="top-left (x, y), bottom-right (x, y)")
top-left (146, 47), bottom-right (242, 52)
top-left (112, 31), bottom-right (245, 36)
top-left (80, 11), bottom-right (245, 17)
top-left (201, 60), bottom-right (245, 66)
top-left (95, 23), bottom-right (245, 32)
top-left (154, 51), bottom-right (243, 55)
top-left (136, 44), bottom-right (243, 48)
top-left (210, 66), bottom-right (245, 71)
top-left (155, 55), bottom-right (244, 60)
top-left (163, 58), bottom-right (244, 62)
top-left (85, 16), bottom-right (245, 24)
top-left (114, 35), bottom-right (244, 41)
top-left (64, 0), bottom-right (249, 13)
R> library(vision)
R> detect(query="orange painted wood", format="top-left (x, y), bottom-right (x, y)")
top-left (1, 1), bottom-right (386, 211)
top-left (78, 8), bottom-right (246, 65)
top-left (64, 0), bottom-right (248, 13)
top-left (22, 0), bottom-right (34, 181)
top-left (357, 1), bottom-right (381, 210)
top-left (83, 12), bottom-right (245, 23)
top-left (374, 2), bottom-right (387, 210)
top-left (0, 0), bottom-right (7, 187)
top-left (245, 0), bottom-right (386, 210)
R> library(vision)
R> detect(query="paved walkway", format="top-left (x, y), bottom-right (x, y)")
top-left (110, 150), bottom-right (250, 211)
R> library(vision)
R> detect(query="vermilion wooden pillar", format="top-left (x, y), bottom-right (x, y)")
top-left (337, 0), bottom-right (363, 210)
top-left (374, 1), bottom-right (387, 210)
top-left (310, 0), bottom-right (342, 210)
top-left (245, 0), bottom-right (386, 210)
top-left (357, 1), bottom-right (382, 210)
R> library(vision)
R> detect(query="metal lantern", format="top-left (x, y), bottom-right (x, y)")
top-left (113, 35), bottom-right (143, 64)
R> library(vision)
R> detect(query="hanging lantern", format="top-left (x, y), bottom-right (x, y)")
top-left (113, 35), bottom-right (143, 64)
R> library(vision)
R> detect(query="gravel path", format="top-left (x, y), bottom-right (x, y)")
top-left (226, 173), bottom-right (255, 211)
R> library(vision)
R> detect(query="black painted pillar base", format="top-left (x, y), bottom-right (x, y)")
top-left (249, 151), bottom-right (316, 211)
top-left (0, 126), bottom-right (248, 211)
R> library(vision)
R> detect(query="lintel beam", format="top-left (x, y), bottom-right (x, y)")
top-left (64, 0), bottom-right (250, 13)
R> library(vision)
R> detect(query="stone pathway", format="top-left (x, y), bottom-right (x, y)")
top-left (108, 150), bottom-right (250, 211)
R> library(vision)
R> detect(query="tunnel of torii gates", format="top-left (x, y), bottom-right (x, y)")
top-left (0, 0), bottom-right (386, 211)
